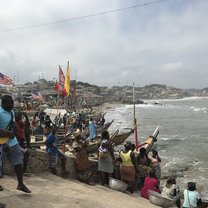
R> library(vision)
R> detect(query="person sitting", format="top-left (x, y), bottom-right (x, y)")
top-left (161, 176), bottom-right (181, 208)
top-left (119, 141), bottom-right (139, 194)
top-left (183, 182), bottom-right (202, 208)
top-left (149, 150), bottom-right (161, 182)
top-left (140, 169), bottom-right (160, 199)
top-left (45, 125), bottom-right (68, 175)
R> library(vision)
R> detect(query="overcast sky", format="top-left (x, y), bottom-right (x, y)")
top-left (0, 0), bottom-right (208, 89)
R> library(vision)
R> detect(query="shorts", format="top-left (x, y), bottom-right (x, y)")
top-left (6, 144), bottom-right (24, 165)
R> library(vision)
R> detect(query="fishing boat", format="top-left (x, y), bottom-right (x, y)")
top-left (111, 129), bottom-right (134, 146)
top-left (95, 119), bottom-right (114, 134)
top-left (86, 126), bottom-right (158, 155)
top-left (136, 126), bottom-right (159, 154)
top-left (86, 129), bottom-right (133, 154)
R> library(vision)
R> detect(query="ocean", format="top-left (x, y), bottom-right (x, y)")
top-left (105, 97), bottom-right (208, 194)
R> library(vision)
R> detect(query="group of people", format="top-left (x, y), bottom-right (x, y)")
top-left (95, 134), bottom-right (204, 208)
top-left (31, 107), bottom-right (99, 143)
top-left (0, 94), bottom-right (205, 208)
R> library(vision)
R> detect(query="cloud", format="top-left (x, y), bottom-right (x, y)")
top-left (0, 0), bottom-right (208, 89)
top-left (161, 62), bottom-right (185, 73)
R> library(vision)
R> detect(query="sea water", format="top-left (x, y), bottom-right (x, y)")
top-left (105, 97), bottom-right (208, 193)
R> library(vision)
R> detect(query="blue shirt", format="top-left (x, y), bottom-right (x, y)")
top-left (0, 107), bottom-right (18, 147)
top-left (88, 121), bottom-right (95, 139)
top-left (45, 133), bottom-right (57, 154)
top-left (183, 189), bottom-right (201, 208)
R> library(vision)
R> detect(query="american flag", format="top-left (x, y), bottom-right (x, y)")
top-left (0, 72), bottom-right (13, 85)
top-left (31, 89), bottom-right (44, 102)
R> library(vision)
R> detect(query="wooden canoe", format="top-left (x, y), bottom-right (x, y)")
top-left (111, 129), bottom-right (134, 146)
top-left (95, 119), bottom-right (114, 134)
top-left (86, 129), bottom-right (133, 154)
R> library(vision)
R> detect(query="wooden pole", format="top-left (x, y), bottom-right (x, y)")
top-left (133, 82), bottom-right (139, 150)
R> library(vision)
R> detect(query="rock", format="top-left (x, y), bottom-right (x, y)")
top-left (175, 171), bottom-right (184, 178)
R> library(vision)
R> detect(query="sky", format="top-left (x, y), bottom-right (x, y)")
top-left (0, 0), bottom-right (208, 89)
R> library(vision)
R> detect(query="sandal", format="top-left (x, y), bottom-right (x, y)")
top-left (17, 184), bottom-right (31, 193)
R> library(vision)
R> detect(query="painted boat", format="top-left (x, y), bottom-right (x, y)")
top-left (135, 127), bottom-right (159, 154)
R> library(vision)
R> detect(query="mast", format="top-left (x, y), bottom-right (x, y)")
top-left (133, 82), bottom-right (139, 150)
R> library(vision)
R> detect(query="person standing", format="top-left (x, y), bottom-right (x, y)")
top-left (86, 118), bottom-right (96, 142)
top-left (45, 125), bottom-right (68, 175)
top-left (149, 150), bottom-right (161, 181)
top-left (137, 147), bottom-right (151, 189)
top-left (0, 95), bottom-right (31, 193)
top-left (98, 130), bottom-right (115, 186)
top-left (44, 115), bottom-right (54, 136)
top-left (31, 115), bottom-right (39, 135)
top-left (119, 141), bottom-right (139, 193)
top-left (15, 112), bottom-right (31, 175)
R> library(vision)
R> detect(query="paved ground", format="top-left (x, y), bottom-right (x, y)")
top-left (0, 173), bottom-right (163, 208)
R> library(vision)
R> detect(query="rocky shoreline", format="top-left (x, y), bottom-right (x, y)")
top-left (97, 102), bottom-right (208, 199)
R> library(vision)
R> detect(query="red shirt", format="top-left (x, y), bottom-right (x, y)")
top-left (15, 120), bottom-right (25, 139)
top-left (140, 176), bottom-right (160, 199)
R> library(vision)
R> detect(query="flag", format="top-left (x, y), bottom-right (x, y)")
top-left (31, 89), bottom-right (44, 102)
top-left (0, 72), bottom-right (13, 85)
top-left (58, 65), bottom-right (66, 96)
top-left (59, 66), bottom-right (65, 85)
top-left (64, 61), bottom-right (70, 96)
top-left (55, 81), bottom-right (59, 92)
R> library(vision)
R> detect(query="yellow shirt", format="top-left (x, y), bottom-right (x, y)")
top-left (120, 150), bottom-right (133, 167)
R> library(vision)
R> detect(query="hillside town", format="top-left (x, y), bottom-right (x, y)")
top-left (0, 79), bottom-right (208, 109)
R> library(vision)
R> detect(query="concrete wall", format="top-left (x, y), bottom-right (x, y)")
top-left (3, 149), bottom-right (77, 179)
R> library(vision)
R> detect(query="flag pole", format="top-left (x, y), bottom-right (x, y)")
top-left (56, 87), bottom-right (60, 121)
top-left (56, 66), bottom-right (62, 120)
top-left (133, 82), bottom-right (139, 150)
